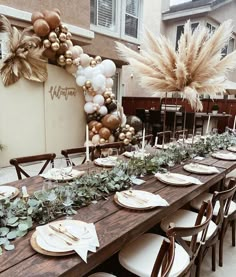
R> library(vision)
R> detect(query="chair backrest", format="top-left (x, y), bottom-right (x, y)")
top-left (61, 146), bottom-right (96, 166)
top-left (149, 109), bottom-right (162, 125)
top-left (166, 201), bottom-right (213, 276)
top-left (151, 236), bottom-right (175, 277)
top-left (174, 129), bottom-right (188, 140)
top-left (136, 134), bottom-right (153, 146)
top-left (212, 178), bottom-right (236, 226)
top-left (9, 153), bottom-right (56, 180)
top-left (95, 142), bottom-right (125, 158)
top-left (156, 131), bottom-right (172, 144)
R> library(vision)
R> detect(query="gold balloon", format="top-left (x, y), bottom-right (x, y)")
top-left (54, 27), bottom-right (60, 34)
top-left (88, 87), bottom-right (94, 93)
top-left (129, 127), bottom-right (135, 134)
top-left (95, 56), bottom-right (102, 63)
top-left (125, 124), bottom-right (130, 129)
top-left (48, 32), bottom-right (57, 42)
top-left (59, 32), bottom-right (67, 42)
top-left (103, 91), bottom-right (110, 99)
top-left (111, 93), bottom-right (116, 99)
top-left (65, 50), bottom-right (72, 58)
top-left (66, 32), bottom-right (72, 40)
top-left (85, 80), bottom-right (92, 88)
top-left (100, 138), bottom-right (106, 144)
top-left (119, 133), bottom-right (125, 140)
top-left (90, 60), bottom-right (96, 67)
top-left (105, 97), bottom-right (112, 104)
top-left (43, 39), bottom-right (51, 48)
top-left (82, 85), bottom-right (87, 91)
top-left (51, 42), bottom-right (60, 51)
top-left (61, 24), bottom-right (68, 33)
top-left (57, 59), bottom-right (66, 66)
top-left (65, 58), bottom-right (73, 65)
top-left (124, 138), bottom-right (130, 145)
top-left (125, 131), bottom-right (132, 139)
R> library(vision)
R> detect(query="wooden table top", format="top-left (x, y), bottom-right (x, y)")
top-left (1, 151), bottom-right (236, 277)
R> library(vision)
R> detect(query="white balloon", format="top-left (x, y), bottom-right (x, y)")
top-left (85, 93), bottom-right (94, 102)
top-left (108, 134), bottom-right (115, 143)
top-left (76, 75), bottom-right (86, 86)
top-left (93, 94), bottom-right (105, 106)
top-left (84, 102), bottom-right (94, 114)
top-left (80, 54), bottom-right (90, 67)
top-left (76, 66), bottom-right (84, 76)
top-left (96, 88), bottom-right (105, 95)
top-left (106, 78), bottom-right (113, 88)
top-left (92, 74), bottom-right (106, 91)
top-left (96, 63), bottom-right (105, 75)
top-left (99, 105), bottom-right (108, 116)
top-left (84, 66), bottom-right (94, 79)
top-left (92, 134), bottom-right (101, 145)
top-left (101, 59), bottom-right (116, 77)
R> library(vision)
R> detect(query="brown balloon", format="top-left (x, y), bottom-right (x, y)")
top-left (33, 19), bottom-right (50, 36)
top-left (31, 11), bottom-right (44, 24)
top-left (101, 114), bottom-right (121, 130)
top-left (88, 120), bottom-right (98, 130)
top-left (89, 131), bottom-right (94, 140)
top-left (95, 122), bottom-right (103, 132)
top-left (99, 127), bottom-right (111, 140)
top-left (44, 10), bottom-right (61, 29)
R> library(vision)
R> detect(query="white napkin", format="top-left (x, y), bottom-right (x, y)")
top-left (40, 169), bottom-right (85, 180)
top-left (116, 191), bottom-right (169, 207)
top-left (187, 163), bottom-right (220, 174)
top-left (94, 156), bottom-right (117, 166)
top-left (123, 151), bottom-right (150, 158)
top-left (36, 222), bottom-right (99, 262)
top-left (155, 172), bottom-right (203, 185)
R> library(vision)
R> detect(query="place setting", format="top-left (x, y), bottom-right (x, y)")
top-left (155, 172), bottom-right (203, 186)
top-left (0, 186), bottom-right (19, 201)
top-left (40, 157), bottom-right (85, 182)
top-left (183, 163), bottom-right (220, 175)
top-left (114, 189), bottom-right (169, 210)
top-left (30, 219), bottom-right (99, 262)
top-left (227, 145), bottom-right (236, 153)
top-left (211, 152), bottom-right (236, 161)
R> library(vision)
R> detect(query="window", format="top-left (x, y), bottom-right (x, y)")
top-left (90, 0), bottom-right (117, 32)
top-left (90, 0), bottom-right (142, 42)
top-left (222, 37), bottom-right (235, 58)
top-left (206, 22), bottom-right (216, 34)
top-left (125, 0), bottom-right (140, 38)
top-left (175, 22), bottom-right (199, 50)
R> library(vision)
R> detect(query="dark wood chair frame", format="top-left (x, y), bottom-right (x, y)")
top-left (61, 146), bottom-right (96, 166)
top-left (156, 131), bottom-right (172, 144)
top-left (9, 153), bottom-right (56, 180)
top-left (95, 142), bottom-right (126, 158)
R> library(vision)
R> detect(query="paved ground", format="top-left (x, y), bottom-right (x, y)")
top-left (0, 164), bottom-right (235, 276)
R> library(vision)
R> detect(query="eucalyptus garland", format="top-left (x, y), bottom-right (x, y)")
top-left (0, 132), bottom-right (236, 254)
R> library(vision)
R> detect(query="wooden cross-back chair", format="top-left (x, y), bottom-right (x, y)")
top-left (61, 146), bottom-right (96, 166)
top-left (174, 129), bottom-right (188, 140)
top-left (95, 142), bottom-right (125, 159)
top-left (9, 153), bottom-right (56, 180)
top-left (135, 134), bottom-right (153, 146)
top-left (156, 131), bottom-right (172, 144)
top-left (119, 201), bottom-right (213, 277)
top-left (190, 178), bottom-right (236, 268)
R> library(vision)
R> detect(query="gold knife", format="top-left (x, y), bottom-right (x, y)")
top-left (49, 224), bottom-right (79, 242)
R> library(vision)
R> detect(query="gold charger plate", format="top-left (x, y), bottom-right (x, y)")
top-left (114, 191), bottom-right (156, 210)
top-left (30, 231), bottom-right (74, 256)
top-left (0, 186), bottom-right (19, 201)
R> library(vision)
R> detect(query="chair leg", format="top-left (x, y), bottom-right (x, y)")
top-left (232, 220), bottom-right (235, 247)
top-left (219, 232), bottom-right (223, 267)
top-left (195, 250), bottom-right (203, 277)
top-left (212, 244), bottom-right (216, 271)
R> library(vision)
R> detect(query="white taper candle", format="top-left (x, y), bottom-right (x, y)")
top-left (86, 124), bottom-right (90, 162)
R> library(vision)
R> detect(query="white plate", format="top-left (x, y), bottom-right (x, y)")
top-left (0, 186), bottom-right (19, 200)
top-left (115, 190), bottom-right (160, 209)
top-left (94, 157), bottom-right (118, 167)
top-left (227, 146), bottom-right (236, 153)
top-left (153, 144), bottom-right (168, 150)
top-left (123, 151), bottom-right (150, 158)
top-left (41, 169), bottom-right (85, 181)
top-left (155, 172), bottom-right (192, 186)
top-left (36, 220), bottom-right (87, 253)
top-left (183, 163), bottom-right (219, 175)
top-left (212, 152), bottom-right (236, 161)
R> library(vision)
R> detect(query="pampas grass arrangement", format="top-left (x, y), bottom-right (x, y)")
top-left (0, 15), bottom-right (47, 86)
top-left (116, 20), bottom-right (236, 111)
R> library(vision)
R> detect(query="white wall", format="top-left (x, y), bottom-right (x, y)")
top-left (0, 64), bottom-right (86, 167)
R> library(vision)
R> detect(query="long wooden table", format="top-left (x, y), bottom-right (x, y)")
top-left (1, 152), bottom-right (236, 277)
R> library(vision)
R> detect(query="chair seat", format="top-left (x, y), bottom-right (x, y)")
top-left (161, 209), bottom-right (217, 241)
top-left (119, 233), bottom-right (189, 277)
top-left (88, 273), bottom-right (116, 277)
top-left (190, 192), bottom-right (236, 216)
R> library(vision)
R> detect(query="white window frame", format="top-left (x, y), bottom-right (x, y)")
top-left (90, 0), bottom-right (121, 39)
top-left (120, 0), bottom-right (142, 44)
top-left (175, 21), bottom-right (199, 50)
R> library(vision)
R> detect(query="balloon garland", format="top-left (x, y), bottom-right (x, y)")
top-left (29, 8), bottom-right (136, 145)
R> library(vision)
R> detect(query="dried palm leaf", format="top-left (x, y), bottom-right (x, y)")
top-left (0, 15), bottom-right (47, 86)
top-left (116, 20), bottom-right (236, 111)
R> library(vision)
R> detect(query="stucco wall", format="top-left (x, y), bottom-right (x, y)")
top-left (0, 64), bottom-right (86, 167)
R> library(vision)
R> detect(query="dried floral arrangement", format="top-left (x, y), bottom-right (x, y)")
top-left (116, 20), bottom-right (236, 111)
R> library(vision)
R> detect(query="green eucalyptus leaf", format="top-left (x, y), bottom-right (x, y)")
top-left (7, 217), bottom-right (18, 225)
top-left (7, 231), bottom-right (17, 240)
top-left (0, 237), bottom-right (8, 245)
top-left (0, 246), bottom-right (2, 255)
top-left (0, 227), bottom-right (9, 236)
top-left (18, 223), bottom-right (29, 231)
top-left (4, 244), bottom-right (15, 251)
top-left (16, 230), bottom-right (27, 237)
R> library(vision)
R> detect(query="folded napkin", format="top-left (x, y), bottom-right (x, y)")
top-left (188, 163), bottom-right (220, 173)
top-left (40, 169), bottom-right (85, 180)
top-left (36, 221), bottom-right (99, 262)
top-left (123, 151), bottom-right (150, 158)
top-left (155, 172), bottom-right (203, 185)
top-left (116, 190), bottom-right (169, 208)
top-left (94, 156), bottom-right (117, 166)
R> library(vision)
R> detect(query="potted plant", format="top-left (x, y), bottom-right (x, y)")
top-left (212, 104), bottom-right (219, 114)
